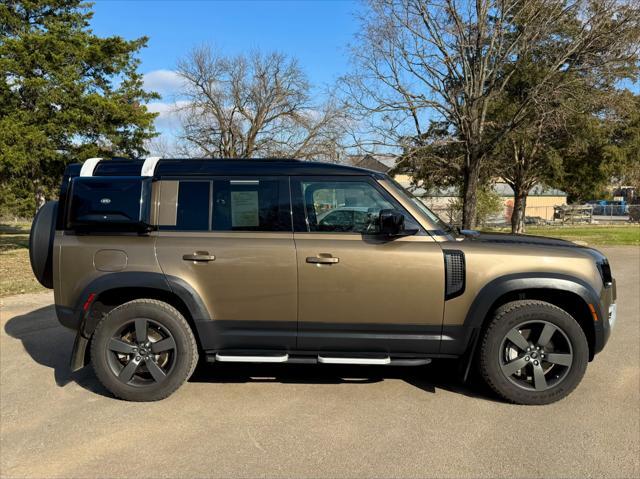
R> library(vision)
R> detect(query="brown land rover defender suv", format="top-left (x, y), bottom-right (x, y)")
top-left (29, 157), bottom-right (617, 404)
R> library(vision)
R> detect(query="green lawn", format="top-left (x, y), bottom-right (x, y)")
top-left (483, 225), bottom-right (640, 246)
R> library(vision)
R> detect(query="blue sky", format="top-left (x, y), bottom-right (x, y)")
top-left (90, 0), bottom-right (638, 151)
top-left (90, 0), bottom-right (362, 146)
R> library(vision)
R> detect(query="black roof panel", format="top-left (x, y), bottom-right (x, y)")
top-left (154, 159), bottom-right (382, 177)
top-left (68, 158), bottom-right (384, 178)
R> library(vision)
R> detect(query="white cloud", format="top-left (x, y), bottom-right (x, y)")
top-left (146, 100), bottom-right (189, 131)
top-left (143, 69), bottom-right (184, 98)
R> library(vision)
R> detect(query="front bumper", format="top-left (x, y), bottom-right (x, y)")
top-left (593, 278), bottom-right (616, 356)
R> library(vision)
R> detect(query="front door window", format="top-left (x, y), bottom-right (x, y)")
top-left (301, 180), bottom-right (395, 234)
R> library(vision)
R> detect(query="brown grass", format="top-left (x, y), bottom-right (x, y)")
top-left (0, 248), bottom-right (45, 297)
top-left (0, 222), bottom-right (45, 297)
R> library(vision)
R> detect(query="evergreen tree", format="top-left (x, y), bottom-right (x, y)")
top-left (0, 0), bottom-right (158, 217)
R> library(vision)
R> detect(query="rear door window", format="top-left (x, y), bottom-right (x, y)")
top-left (211, 178), bottom-right (291, 232)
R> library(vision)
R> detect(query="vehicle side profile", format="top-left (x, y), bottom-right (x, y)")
top-left (29, 157), bottom-right (617, 404)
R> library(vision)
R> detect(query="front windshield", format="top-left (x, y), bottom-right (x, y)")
top-left (386, 178), bottom-right (455, 235)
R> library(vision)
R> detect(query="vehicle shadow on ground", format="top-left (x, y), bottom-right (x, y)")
top-left (189, 360), bottom-right (498, 401)
top-left (3, 305), bottom-right (109, 396)
top-left (4, 305), bottom-right (499, 402)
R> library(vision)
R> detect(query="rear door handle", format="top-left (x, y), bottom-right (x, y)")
top-left (306, 256), bottom-right (339, 264)
top-left (182, 252), bottom-right (216, 262)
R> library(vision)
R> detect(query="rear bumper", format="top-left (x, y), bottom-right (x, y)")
top-left (55, 305), bottom-right (81, 331)
top-left (593, 279), bottom-right (616, 356)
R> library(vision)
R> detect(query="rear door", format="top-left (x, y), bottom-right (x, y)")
top-left (292, 176), bottom-right (445, 353)
top-left (155, 176), bottom-right (297, 351)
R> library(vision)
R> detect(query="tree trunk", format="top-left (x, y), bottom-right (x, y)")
top-left (511, 187), bottom-right (527, 234)
top-left (34, 177), bottom-right (46, 213)
top-left (461, 153), bottom-right (481, 229)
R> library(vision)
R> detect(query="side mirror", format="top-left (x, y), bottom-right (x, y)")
top-left (378, 209), bottom-right (406, 236)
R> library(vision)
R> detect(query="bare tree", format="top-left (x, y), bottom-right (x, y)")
top-left (343, 0), bottom-right (640, 228)
top-left (176, 47), bottom-right (348, 161)
top-left (499, 119), bottom-right (551, 233)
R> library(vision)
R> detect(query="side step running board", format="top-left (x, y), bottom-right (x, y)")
top-left (318, 355), bottom-right (391, 365)
top-left (207, 353), bottom-right (431, 366)
top-left (215, 353), bottom-right (289, 363)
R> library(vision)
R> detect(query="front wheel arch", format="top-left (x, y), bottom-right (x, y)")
top-left (463, 274), bottom-right (601, 360)
top-left (479, 288), bottom-right (595, 360)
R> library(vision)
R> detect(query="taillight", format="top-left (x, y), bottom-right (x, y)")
top-left (82, 292), bottom-right (96, 313)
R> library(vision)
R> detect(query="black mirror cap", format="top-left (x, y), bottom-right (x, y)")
top-left (379, 209), bottom-right (406, 236)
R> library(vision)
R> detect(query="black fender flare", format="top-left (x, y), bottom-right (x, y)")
top-left (464, 273), bottom-right (602, 330)
top-left (446, 273), bottom-right (603, 378)
top-left (68, 272), bottom-right (209, 371)
top-left (74, 272), bottom-right (210, 337)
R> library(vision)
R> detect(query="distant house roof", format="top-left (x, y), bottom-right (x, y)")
top-left (347, 154), bottom-right (397, 173)
top-left (396, 179), bottom-right (567, 198)
top-left (493, 183), bottom-right (567, 197)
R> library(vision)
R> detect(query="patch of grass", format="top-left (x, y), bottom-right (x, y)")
top-left (0, 249), bottom-right (44, 297)
top-left (0, 222), bottom-right (31, 235)
top-left (484, 225), bottom-right (640, 246)
top-left (0, 221), bottom-right (44, 297)
top-left (0, 234), bottom-right (30, 252)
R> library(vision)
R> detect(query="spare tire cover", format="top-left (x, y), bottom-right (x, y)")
top-left (29, 201), bottom-right (58, 289)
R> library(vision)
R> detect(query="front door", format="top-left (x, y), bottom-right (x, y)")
top-left (292, 176), bottom-right (445, 353)
top-left (155, 176), bottom-right (297, 351)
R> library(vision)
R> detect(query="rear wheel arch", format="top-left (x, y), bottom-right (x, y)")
top-left (90, 298), bottom-right (199, 401)
top-left (74, 273), bottom-right (209, 360)
top-left (89, 287), bottom-right (200, 346)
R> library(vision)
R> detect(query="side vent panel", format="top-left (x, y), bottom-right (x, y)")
top-left (444, 250), bottom-right (465, 300)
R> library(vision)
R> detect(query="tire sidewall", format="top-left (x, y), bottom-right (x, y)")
top-left (91, 301), bottom-right (196, 401)
top-left (481, 302), bottom-right (589, 405)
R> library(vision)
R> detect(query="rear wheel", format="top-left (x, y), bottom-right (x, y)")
top-left (479, 300), bottom-right (589, 405)
top-left (91, 299), bottom-right (198, 401)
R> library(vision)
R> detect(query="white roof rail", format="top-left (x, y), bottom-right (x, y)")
top-left (141, 156), bottom-right (162, 177)
top-left (79, 157), bottom-right (103, 177)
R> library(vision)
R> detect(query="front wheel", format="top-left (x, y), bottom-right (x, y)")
top-left (90, 299), bottom-right (198, 401)
top-left (479, 300), bottom-right (589, 405)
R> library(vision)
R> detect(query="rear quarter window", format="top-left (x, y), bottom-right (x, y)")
top-left (175, 181), bottom-right (210, 231)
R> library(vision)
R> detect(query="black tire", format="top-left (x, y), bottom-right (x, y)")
top-left (91, 299), bottom-right (198, 401)
top-left (29, 200), bottom-right (58, 288)
top-left (479, 300), bottom-right (589, 405)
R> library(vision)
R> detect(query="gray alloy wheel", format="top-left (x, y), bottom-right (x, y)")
top-left (499, 320), bottom-right (573, 392)
top-left (91, 299), bottom-right (198, 401)
top-left (479, 300), bottom-right (589, 405)
top-left (106, 318), bottom-right (178, 386)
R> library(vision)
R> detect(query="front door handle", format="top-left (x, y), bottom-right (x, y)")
top-left (183, 251), bottom-right (216, 262)
top-left (306, 256), bottom-right (339, 265)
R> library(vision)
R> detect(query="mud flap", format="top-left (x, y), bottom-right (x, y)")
top-left (70, 331), bottom-right (89, 372)
top-left (459, 328), bottom-right (481, 382)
